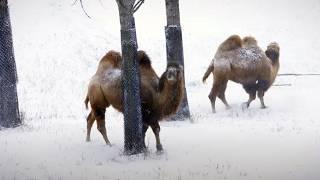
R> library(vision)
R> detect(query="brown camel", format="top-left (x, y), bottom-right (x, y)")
top-left (84, 50), bottom-right (184, 151)
top-left (202, 35), bottom-right (280, 113)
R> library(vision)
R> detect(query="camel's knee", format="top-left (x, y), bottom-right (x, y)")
top-left (218, 92), bottom-right (226, 99)
top-left (257, 90), bottom-right (265, 98)
top-left (250, 93), bottom-right (257, 100)
top-left (208, 86), bottom-right (219, 101)
top-left (97, 124), bottom-right (105, 131)
top-left (208, 91), bottom-right (214, 100)
top-left (86, 112), bottom-right (94, 126)
top-left (96, 120), bottom-right (106, 132)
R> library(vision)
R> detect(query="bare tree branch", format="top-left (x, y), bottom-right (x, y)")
top-left (133, 0), bottom-right (145, 13)
top-left (278, 73), bottom-right (320, 76)
top-left (73, 0), bottom-right (91, 18)
top-left (98, 0), bottom-right (105, 8)
top-left (273, 83), bottom-right (292, 87)
top-left (72, 0), bottom-right (77, 5)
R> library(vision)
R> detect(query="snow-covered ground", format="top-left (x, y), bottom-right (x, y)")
top-left (1, 0), bottom-right (320, 179)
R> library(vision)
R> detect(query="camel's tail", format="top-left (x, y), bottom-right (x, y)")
top-left (202, 60), bottom-right (215, 83)
top-left (84, 94), bottom-right (89, 110)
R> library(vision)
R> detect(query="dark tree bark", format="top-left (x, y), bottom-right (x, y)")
top-left (0, 0), bottom-right (21, 128)
top-left (165, 0), bottom-right (190, 119)
top-left (116, 0), bottom-right (144, 154)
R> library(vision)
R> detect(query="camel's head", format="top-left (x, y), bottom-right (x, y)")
top-left (165, 63), bottom-right (183, 84)
top-left (265, 42), bottom-right (280, 64)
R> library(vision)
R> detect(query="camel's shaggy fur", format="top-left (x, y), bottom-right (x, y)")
top-left (84, 50), bottom-right (184, 151)
top-left (202, 35), bottom-right (280, 113)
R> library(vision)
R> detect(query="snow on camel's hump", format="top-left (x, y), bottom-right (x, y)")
top-left (103, 68), bottom-right (122, 84)
top-left (214, 47), bottom-right (264, 71)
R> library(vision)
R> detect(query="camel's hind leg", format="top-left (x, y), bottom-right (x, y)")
top-left (218, 80), bottom-right (230, 109)
top-left (243, 83), bottom-right (257, 108)
top-left (151, 122), bottom-right (163, 152)
top-left (86, 111), bottom-right (95, 142)
top-left (94, 108), bottom-right (111, 145)
top-left (209, 79), bottom-right (227, 113)
top-left (208, 85), bottom-right (218, 113)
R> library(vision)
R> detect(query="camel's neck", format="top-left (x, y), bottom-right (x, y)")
top-left (158, 80), bottom-right (183, 118)
top-left (271, 60), bottom-right (280, 83)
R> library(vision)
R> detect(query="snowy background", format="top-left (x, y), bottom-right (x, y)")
top-left (1, 0), bottom-right (320, 179)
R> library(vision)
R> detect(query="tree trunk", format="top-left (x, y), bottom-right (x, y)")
top-left (165, 0), bottom-right (190, 119)
top-left (0, 0), bottom-right (21, 128)
top-left (116, 0), bottom-right (144, 154)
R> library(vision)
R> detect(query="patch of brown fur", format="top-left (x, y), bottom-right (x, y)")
top-left (137, 50), bottom-right (152, 68)
top-left (217, 34), bottom-right (242, 52)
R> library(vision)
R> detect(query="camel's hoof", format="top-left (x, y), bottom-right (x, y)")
top-left (226, 106), bottom-right (231, 110)
top-left (241, 102), bottom-right (249, 110)
top-left (212, 109), bottom-right (216, 113)
top-left (261, 105), bottom-right (267, 109)
top-left (156, 150), bottom-right (164, 155)
top-left (156, 144), bottom-right (163, 152)
top-left (86, 137), bottom-right (91, 142)
top-left (106, 142), bottom-right (112, 147)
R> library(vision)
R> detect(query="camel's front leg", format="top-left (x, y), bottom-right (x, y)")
top-left (242, 92), bottom-right (256, 109)
top-left (257, 80), bottom-right (269, 109)
top-left (258, 90), bottom-right (267, 109)
top-left (151, 122), bottom-right (163, 152)
top-left (242, 83), bottom-right (257, 108)
top-left (142, 124), bottom-right (149, 149)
